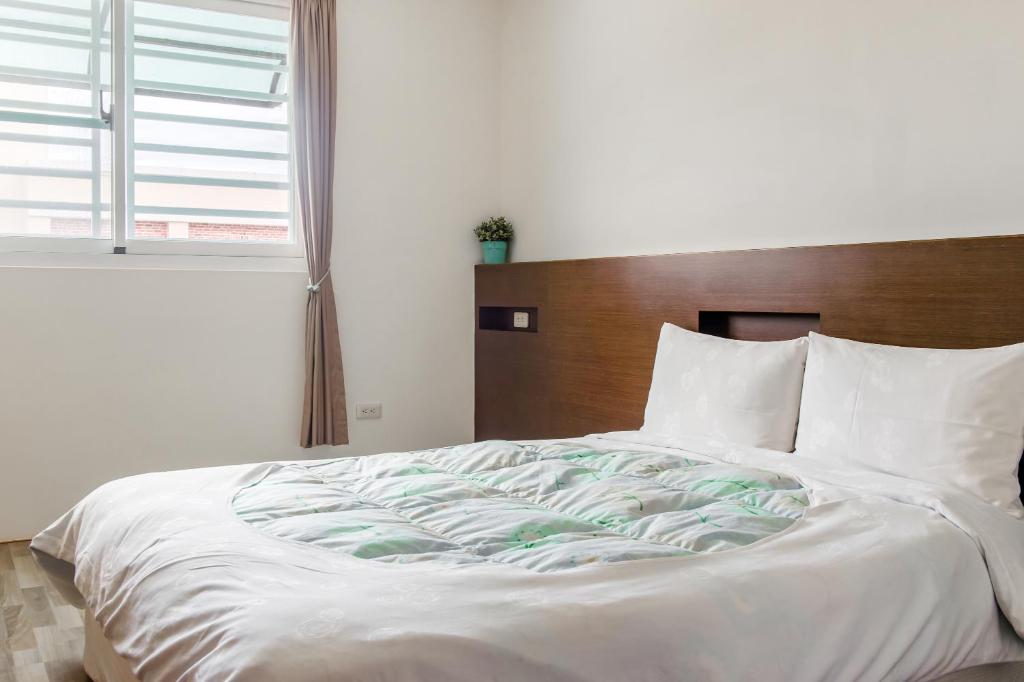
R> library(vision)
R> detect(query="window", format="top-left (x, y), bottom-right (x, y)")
top-left (0, 0), bottom-right (112, 243)
top-left (0, 0), bottom-right (294, 256)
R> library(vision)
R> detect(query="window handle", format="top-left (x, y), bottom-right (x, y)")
top-left (100, 90), bottom-right (113, 129)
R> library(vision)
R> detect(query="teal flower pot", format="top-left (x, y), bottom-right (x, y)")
top-left (482, 240), bottom-right (508, 264)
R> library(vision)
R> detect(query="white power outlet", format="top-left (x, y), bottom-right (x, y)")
top-left (356, 402), bottom-right (382, 420)
top-left (513, 311), bottom-right (530, 329)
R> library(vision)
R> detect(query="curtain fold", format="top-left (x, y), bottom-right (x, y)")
top-left (292, 0), bottom-right (348, 447)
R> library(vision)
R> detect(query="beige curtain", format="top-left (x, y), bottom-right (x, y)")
top-left (292, 0), bottom-right (348, 447)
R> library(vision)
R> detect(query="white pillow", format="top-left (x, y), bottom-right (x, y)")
top-left (796, 332), bottom-right (1024, 517)
top-left (642, 323), bottom-right (809, 452)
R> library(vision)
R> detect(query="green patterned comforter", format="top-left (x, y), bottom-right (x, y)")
top-left (233, 440), bottom-right (808, 572)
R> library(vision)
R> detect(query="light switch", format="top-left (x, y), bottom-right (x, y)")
top-left (513, 311), bottom-right (530, 329)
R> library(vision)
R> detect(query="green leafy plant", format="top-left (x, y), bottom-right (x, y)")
top-left (473, 216), bottom-right (514, 242)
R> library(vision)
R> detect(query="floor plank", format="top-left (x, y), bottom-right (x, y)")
top-left (11, 663), bottom-right (48, 682)
top-left (0, 545), bottom-right (23, 608)
top-left (43, 659), bottom-right (88, 682)
top-left (3, 607), bottom-right (37, 653)
top-left (11, 558), bottom-right (43, 591)
top-left (0, 545), bottom-right (84, 682)
top-left (21, 592), bottom-right (54, 630)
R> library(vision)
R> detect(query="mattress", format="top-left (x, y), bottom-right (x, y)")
top-left (31, 432), bottom-right (1024, 681)
top-left (80, 609), bottom-right (1024, 682)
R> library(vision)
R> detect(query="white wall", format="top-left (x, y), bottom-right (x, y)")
top-left (499, 0), bottom-right (1024, 261)
top-left (333, 0), bottom-right (499, 456)
top-left (0, 0), bottom-right (500, 541)
top-left (0, 267), bottom-right (310, 542)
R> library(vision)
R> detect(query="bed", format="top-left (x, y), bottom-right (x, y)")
top-left (30, 236), bottom-right (1024, 681)
top-left (30, 432), bottom-right (1024, 681)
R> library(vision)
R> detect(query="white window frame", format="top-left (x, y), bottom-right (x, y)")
top-left (0, 0), bottom-right (301, 261)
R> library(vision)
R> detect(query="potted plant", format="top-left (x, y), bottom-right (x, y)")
top-left (473, 216), bottom-right (514, 264)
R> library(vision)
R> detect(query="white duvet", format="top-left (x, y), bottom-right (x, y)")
top-left (31, 432), bottom-right (1024, 681)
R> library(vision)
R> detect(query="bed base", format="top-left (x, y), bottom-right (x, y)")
top-left (83, 609), bottom-right (1023, 682)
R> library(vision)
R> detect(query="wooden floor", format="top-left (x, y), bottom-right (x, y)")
top-left (0, 542), bottom-right (87, 682)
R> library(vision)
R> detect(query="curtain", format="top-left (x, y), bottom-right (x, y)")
top-left (292, 0), bottom-right (348, 447)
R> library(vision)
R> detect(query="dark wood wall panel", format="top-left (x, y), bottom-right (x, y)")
top-left (475, 235), bottom-right (1024, 441)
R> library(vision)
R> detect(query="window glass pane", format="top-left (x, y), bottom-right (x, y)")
top-left (133, 211), bottom-right (287, 242)
top-left (7, 175), bottom-right (94, 203)
top-left (134, 147), bottom-right (289, 179)
top-left (0, 0), bottom-right (110, 238)
top-left (0, 83), bottom-right (93, 112)
top-left (129, 0), bottom-right (291, 244)
top-left (0, 5), bottom-right (91, 35)
top-left (134, 52), bottom-right (284, 94)
top-left (135, 182), bottom-right (287, 213)
top-left (0, 120), bottom-right (92, 139)
top-left (134, 116), bottom-right (288, 157)
top-left (0, 37), bottom-right (92, 78)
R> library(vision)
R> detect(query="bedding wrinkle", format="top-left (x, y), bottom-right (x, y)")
top-left (846, 409), bottom-right (1024, 436)
top-left (844, 363), bottom-right (867, 448)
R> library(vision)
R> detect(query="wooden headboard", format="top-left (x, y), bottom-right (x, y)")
top-left (475, 235), bottom-right (1024, 442)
